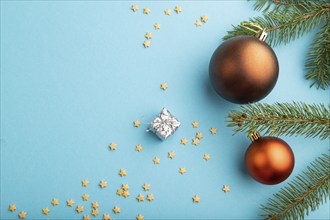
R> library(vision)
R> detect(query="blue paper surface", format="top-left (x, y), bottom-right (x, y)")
top-left (1, 1), bottom-right (329, 219)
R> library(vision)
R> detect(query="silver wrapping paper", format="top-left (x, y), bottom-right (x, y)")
top-left (148, 108), bottom-right (180, 140)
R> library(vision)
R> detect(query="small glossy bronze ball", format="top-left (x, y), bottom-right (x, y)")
top-left (209, 36), bottom-right (279, 104)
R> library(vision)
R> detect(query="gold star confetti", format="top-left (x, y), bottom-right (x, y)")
top-left (146, 194), bottom-right (154, 202)
top-left (143, 183), bottom-right (151, 191)
top-left (91, 201), bottom-right (99, 209)
top-left (109, 143), bottom-right (117, 151)
top-left (143, 8), bottom-right (151, 14)
top-left (174, 6), bottom-right (182, 13)
top-left (113, 206), bottom-right (121, 214)
top-left (116, 188), bottom-right (124, 196)
top-left (136, 214), bottom-right (144, 220)
top-left (92, 209), bottom-right (99, 217)
top-left (135, 144), bottom-right (142, 152)
top-left (196, 132), bottom-right (203, 139)
top-left (122, 183), bottom-right (129, 191)
top-left (145, 32), bottom-right (152, 40)
top-left (133, 120), bottom-right (141, 127)
top-left (223, 185), bottom-right (230, 193)
top-left (82, 194), bottom-right (89, 201)
top-left (201, 15), bottom-right (208, 23)
top-left (143, 41), bottom-right (150, 48)
top-left (51, 198), bottom-right (59, 206)
top-left (154, 22), bottom-right (160, 30)
top-left (204, 154), bottom-right (211, 161)
top-left (168, 151), bottom-right (176, 159)
top-left (18, 211), bottom-right (26, 219)
top-left (8, 204), bottom-right (16, 212)
top-left (192, 138), bottom-right (200, 146)
top-left (131, 5), bottom-right (139, 12)
top-left (42, 208), bottom-right (49, 215)
top-left (210, 127), bottom-right (217, 134)
top-left (119, 169), bottom-right (127, 177)
top-left (164, 9), bottom-right (171, 15)
top-left (179, 167), bottom-right (187, 175)
top-left (192, 121), bottom-right (199, 128)
top-left (180, 138), bottom-right (188, 145)
top-left (99, 180), bottom-right (107, 188)
top-left (76, 205), bottom-right (84, 213)
top-left (195, 20), bottom-right (202, 27)
top-left (192, 195), bottom-right (200, 203)
top-left (153, 157), bottom-right (160, 165)
top-left (136, 194), bottom-right (145, 202)
top-left (67, 199), bottom-right (74, 207)
top-left (83, 215), bottom-right (90, 220)
top-left (122, 190), bottom-right (130, 198)
top-left (160, 83), bottom-right (168, 90)
top-left (83, 216), bottom-right (90, 220)
top-left (103, 214), bottom-right (111, 220)
top-left (82, 179), bottom-right (89, 187)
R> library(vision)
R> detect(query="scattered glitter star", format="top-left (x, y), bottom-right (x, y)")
top-left (201, 15), bottom-right (208, 23)
top-left (92, 209), bottom-right (99, 217)
top-left (143, 183), bottom-right (151, 191)
top-left (119, 169), bottom-right (127, 177)
top-left (174, 6), bottom-right (182, 13)
top-left (42, 208), bottom-right (49, 215)
top-left (179, 167), bottom-right (187, 175)
top-left (168, 151), bottom-right (176, 159)
top-left (153, 157), bottom-right (160, 165)
top-left (135, 144), bottom-right (142, 152)
top-left (76, 205), bottom-right (84, 213)
top-left (180, 138), bottom-right (188, 145)
top-left (131, 5), bottom-right (139, 12)
top-left (195, 20), bottom-right (202, 27)
top-left (91, 202), bottom-right (99, 209)
top-left (82, 194), bottom-right (89, 201)
top-left (83, 215), bottom-right (90, 220)
top-left (82, 179), bottom-right (89, 187)
top-left (145, 32), bottom-right (153, 40)
top-left (196, 132), bottom-right (203, 139)
top-left (136, 194), bottom-right (145, 202)
top-left (143, 8), bottom-right (151, 14)
top-left (113, 206), bottom-right (121, 214)
top-left (122, 183), bottom-right (129, 191)
top-left (192, 195), bottom-right (200, 203)
top-left (164, 9), bottom-right (171, 15)
top-left (223, 185), bottom-right (230, 193)
top-left (103, 214), bottom-right (111, 220)
top-left (109, 143), bottom-right (117, 151)
top-left (204, 154), bottom-right (211, 161)
top-left (18, 211), bottom-right (26, 219)
top-left (192, 121), bottom-right (199, 128)
top-left (116, 189), bottom-right (124, 196)
top-left (99, 180), bottom-right (107, 188)
top-left (51, 198), bottom-right (59, 206)
top-left (122, 190), bottom-right (130, 198)
top-left (136, 214), bottom-right (144, 220)
top-left (192, 138), bottom-right (200, 146)
top-left (133, 120), bottom-right (141, 127)
top-left (210, 127), bottom-right (217, 134)
top-left (154, 23), bottom-right (160, 30)
top-left (143, 41), bottom-right (150, 48)
top-left (160, 83), bottom-right (168, 90)
top-left (146, 194), bottom-right (154, 201)
top-left (8, 204), bottom-right (16, 212)
top-left (67, 199), bottom-right (74, 207)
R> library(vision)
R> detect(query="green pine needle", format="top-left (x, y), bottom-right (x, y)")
top-left (227, 102), bottom-right (330, 140)
top-left (260, 153), bottom-right (330, 220)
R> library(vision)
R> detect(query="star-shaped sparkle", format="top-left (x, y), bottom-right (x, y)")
top-left (168, 151), bottom-right (176, 159)
top-left (192, 195), bottom-right (200, 203)
top-left (99, 180), bottom-right (107, 188)
top-left (136, 214), bottom-right (144, 220)
top-left (154, 23), bottom-right (160, 30)
top-left (116, 188), bottom-right (124, 196)
top-left (83, 215), bottom-right (90, 220)
top-left (146, 194), bottom-right (154, 202)
top-left (133, 120), bottom-right (141, 127)
top-left (109, 143), bottom-right (117, 151)
top-left (103, 214), bottom-right (111, 220)
top-left (82, 179), bottom-right (89, 187)
top-left (91, 209), bottom-right (99, 217)
top-left (143, 41), bottom-right (150, 48)
top-left (113, 206), bottom-right (121, 214)
top-left (67, 199), bottom-right (74, 207)
top-left (204, 154), bottom-right (211, 161)
top-left (136, 194), bottom-right (144, 202)
top-left (119, 169), bottom-right (127, 177)
top-left (143, 8), bottom-right (151, 14)
top-left (131, 5), bottom-right (139, 12)
top-left (42, 208), bottom-right (49, 215)
top-left (160, 83), bottom-right (168, 90)
top-left (122, 183), bottom-right (129, 191)
top-left (51, 198), bottom-right (59, 206)
top-left (192, 138), bottom-right (200, 146)
top-left (91, 201), bottom-right (99, 209)
top-left (153, 157), bottom-right (160, 165)
top-left (143, 183), bottom-right (150, 191)
top-left (223, 185), bottom-right (230, 193)
top-left (18, 211), bottom-right (26, 219)
top-left (195, 20), bottom-right (202, 27)
top-left (174, 6), bottom-right (182, 13)
top-left (122, 190), bottom-right (130, 198)
top-left (164, 9), bottom-right (171, 15)
top-left (196, 132), bottom-right (203, 139)
top-left (180, 138), bottom-right (188, 145)
top-left (76, 205), bottom-right (84, 213)
top-left (210, 127), bottom-right (217, 134)
top-left (201, 15), bottom-right (208, 23)
top-left (192, 121), bottom-right (199, 128)
top-left (82, 193), bottom-right (89, 201)
top-left (8, 204), bottom-right (16, 212)
top-left (135, 144), bottom-right (142, 152)
top-left (179, 167), bottom-right (186, 175)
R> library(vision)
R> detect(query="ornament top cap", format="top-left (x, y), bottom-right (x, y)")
top-left (249, 131), bottom-right (261, 142)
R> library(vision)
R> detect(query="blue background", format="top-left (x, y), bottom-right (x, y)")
top-left (1, 1), bottom-right (329, 219)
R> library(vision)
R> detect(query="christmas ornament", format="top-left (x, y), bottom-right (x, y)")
top-left (245, 132), bottom-right (294, 185)
top-left (209, 32), bottom-right (279, 104)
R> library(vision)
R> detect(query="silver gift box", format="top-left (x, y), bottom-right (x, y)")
top-left (148, 108), bottom-right (180, 140)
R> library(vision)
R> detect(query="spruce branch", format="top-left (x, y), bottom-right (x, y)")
top-left (260, 153), bottom-right (330, 220)
top-left (227, 102), bottom-right (330, 140)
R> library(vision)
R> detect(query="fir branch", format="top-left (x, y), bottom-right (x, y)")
top-left (227, 102), bottom-right (330, 140)
top-left (260, 153), bottom-right (330, 220)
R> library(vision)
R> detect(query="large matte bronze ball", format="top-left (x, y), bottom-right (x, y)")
top-left (209, 36), bottom-right (279, 104)
top-left (245, 136), bottom-right (294, 185)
